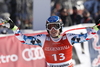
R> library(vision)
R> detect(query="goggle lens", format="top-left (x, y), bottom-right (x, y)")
top-left (47, 23), bottom-right (61, 30)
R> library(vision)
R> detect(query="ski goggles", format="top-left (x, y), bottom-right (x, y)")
top-left (46, 23), bottom-right (61, 30)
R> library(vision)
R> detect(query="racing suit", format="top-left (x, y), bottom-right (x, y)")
top-left (12, 26), bottom-right (98, 67)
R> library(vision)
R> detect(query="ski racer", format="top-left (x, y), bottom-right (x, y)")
top-left (1, 16), bottom-right (100, 67)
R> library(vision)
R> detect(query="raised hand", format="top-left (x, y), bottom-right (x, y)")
top-left (96, 19), bottom-right (100, 29)
top-left (92, 19), bottom-right (100, 31)
top-left (0, 17), bottom-right (15, 29)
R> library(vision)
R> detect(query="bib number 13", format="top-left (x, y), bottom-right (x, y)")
top-left (52, 53), bottom-right (65, 61)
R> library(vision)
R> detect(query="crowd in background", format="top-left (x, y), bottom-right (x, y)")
top-left (51, 0), bottom-right (100, 27)
top-left (0, 0), bottom-right (100, 34)
top-left (0, 0), bottom-right (33, 34)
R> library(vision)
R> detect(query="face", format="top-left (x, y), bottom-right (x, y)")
top-left (46, 23), bottom-right (61, 38)
top-left (61, 9), bottom-right (68, 16)
top-left (49, 27), bottom-right (60, 38)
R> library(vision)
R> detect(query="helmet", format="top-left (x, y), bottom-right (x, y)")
top-left (46, 16), bottom-right (63, 33)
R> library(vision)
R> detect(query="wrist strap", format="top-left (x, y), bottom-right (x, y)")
top-left (11, 25), bottom-right (18, 31)
top-left (92, 25), bottom-right (99, 31)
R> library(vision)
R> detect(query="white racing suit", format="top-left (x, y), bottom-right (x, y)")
top-left (12, 26), bottom-right (98, 67)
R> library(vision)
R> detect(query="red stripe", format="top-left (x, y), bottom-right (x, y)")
top-left (20, 41), bottom-right (25, 43)
top-left (64, 27), bottom-right (86, 32)
top-left (91, 32), bottom-right (96, 34)
top-left (86, 38), bottom-right (90, 40)
top-left (62, 27), bottom-right (86, 35)
top-left (98, 24), bottom-right (100, 26)
top-left (15, 34), bottom-right (20, 36)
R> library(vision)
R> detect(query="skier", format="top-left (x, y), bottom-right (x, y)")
top-left (1, 16), bottom-right (100, 67)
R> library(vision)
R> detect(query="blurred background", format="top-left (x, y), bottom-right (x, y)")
top-left (0, 0), bottom-right (100, 33)
top-left (0, 0), bottom-right (100, 67)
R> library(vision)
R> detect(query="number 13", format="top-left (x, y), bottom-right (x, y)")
top-left (52, 53), bottom-right (65, 61)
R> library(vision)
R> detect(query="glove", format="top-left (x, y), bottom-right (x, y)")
top-left (93, 19), bottom-right (100, 31)
top-left (96, 19), bottom-right (100, 29)
top-left (0, 17), bottom-right (15, 29)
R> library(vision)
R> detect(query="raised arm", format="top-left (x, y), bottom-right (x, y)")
top-left (66, 22), bottom-right (100, 45)
top-left (0, 18), bottom-right (43, 46)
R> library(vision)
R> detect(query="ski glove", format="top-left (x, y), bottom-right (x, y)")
top-left (0, 17), bottom-right (15, 29)
top-left (93, 19), bottom-right (100, 31)
top-left (96, 19), bottom-right (100, 29)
